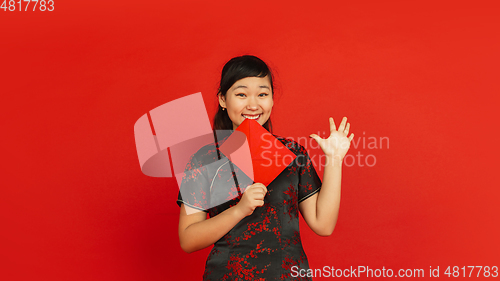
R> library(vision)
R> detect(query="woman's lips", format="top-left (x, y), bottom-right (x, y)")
top-left (242, 114), bottom-right (261, 120)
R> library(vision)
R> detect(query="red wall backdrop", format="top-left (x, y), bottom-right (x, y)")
top-left (1, 0), bottom-right (499, 280)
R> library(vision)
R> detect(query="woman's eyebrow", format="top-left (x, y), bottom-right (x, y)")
top-left (233, 85), bottom-right (247, 90)
top-left (232, 85), bottom-right (270, 90)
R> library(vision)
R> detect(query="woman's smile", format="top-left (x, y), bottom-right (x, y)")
top-left (242, 114), bottom-right (261, 120)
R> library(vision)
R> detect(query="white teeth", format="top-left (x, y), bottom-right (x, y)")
top-left (243, 114), bottom-right (260, 120)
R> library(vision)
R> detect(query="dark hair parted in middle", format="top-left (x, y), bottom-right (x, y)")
top-left (213, 55), bottom-right (274, 132)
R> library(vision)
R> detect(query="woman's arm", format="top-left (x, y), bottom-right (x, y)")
top-left (178, 183), bottom-right (267, 253)
top-left (178, 203), bottom-right (245, 253)
top-left (299, 117), bottom-right (353, 237)
top-left (299, 155), bottom-right (343, 236)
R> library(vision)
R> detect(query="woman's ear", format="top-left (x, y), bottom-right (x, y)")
top-left (218, 93), bottom-right (226, 109)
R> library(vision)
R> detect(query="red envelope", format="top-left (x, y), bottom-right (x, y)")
top-left (219, 118), bottom-right (297, 187)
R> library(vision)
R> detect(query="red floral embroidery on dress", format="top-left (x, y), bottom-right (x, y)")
top-left (283, 184), bottom-right (299, 222)
top-left (221, 241), bottom-right (274, 280)
top-left (264, 204), bottom-right (282, 242)
top-left (239, 215), bottom-right (271, 241)
top-left (287, 164), bottom-right (299, 176)
top-left (189, 188), bottom-right (208, 209)
top-left (280, 251), bottom-right (310, 280)
top-left (222, 255), bottom-right (258, 280)
top-left (281, 231), bottom-right (301, 249)
top-left (299, 182), bottom-right (314, 193)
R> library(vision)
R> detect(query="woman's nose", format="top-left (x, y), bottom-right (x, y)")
top-left (246, 99), bottom-right (259, 110)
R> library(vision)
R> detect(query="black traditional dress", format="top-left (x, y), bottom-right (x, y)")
top-left (177, 131), bottom-right (322, 281)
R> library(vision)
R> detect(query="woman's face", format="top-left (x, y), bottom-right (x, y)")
top-left (219, 76), bottom-right (273, 130)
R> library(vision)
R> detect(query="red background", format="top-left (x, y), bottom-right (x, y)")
top-left (1, 0), bottom-right (499, 280)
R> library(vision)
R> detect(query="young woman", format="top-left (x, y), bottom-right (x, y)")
top-left (177, 55), bottom-right (354, 280)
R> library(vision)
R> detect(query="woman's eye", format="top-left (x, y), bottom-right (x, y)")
top-left (236, 93), bottom-right (246, 97)
top-left (259, 93), bottom-right (269, 97)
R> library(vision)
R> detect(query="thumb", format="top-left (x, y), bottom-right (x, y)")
top-left (309, 134), bottom-right (322, 143)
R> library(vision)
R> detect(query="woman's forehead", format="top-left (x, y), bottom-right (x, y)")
top-left (230, 76), bottom-right (271, 90)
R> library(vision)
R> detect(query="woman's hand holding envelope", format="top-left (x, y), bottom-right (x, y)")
top-left (235, 183), bottom-right (268, 217)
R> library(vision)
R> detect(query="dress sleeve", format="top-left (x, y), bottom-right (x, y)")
top-left (297, 145), bottom-right (322, 203)
top-left (176, 153), bottom-right (210, 213)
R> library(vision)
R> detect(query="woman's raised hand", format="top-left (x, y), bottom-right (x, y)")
top-left (310, 117), bottom-right (354, 160)
top-left (235, 183), bottom-right (267, 217)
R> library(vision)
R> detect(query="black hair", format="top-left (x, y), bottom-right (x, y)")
top-left (213, 55), bottom-right (274, 132)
